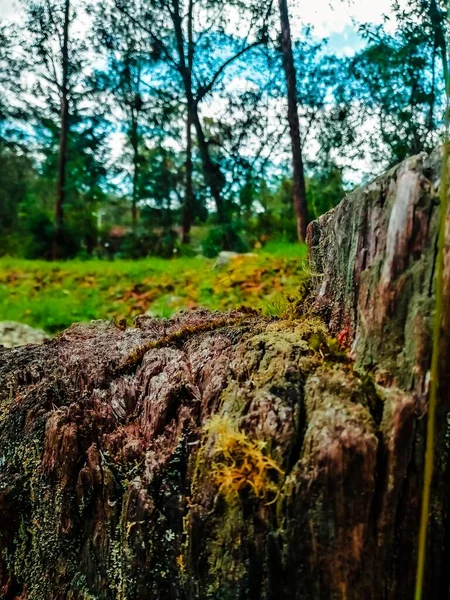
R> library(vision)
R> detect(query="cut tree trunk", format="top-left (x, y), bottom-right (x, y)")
top-left (1, 148), bottom-right (449, 599)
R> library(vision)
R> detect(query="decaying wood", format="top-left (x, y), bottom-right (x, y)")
top-left (1, 148), bottom-right (449, 599)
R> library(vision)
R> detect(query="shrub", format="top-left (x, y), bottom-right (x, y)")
top-left (201, 224), bottom-right (249, 258)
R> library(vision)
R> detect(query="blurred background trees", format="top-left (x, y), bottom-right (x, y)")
top-left (0, 0), bottom-right (446, 259)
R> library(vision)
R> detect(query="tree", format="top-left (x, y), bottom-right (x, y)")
top-left (112, 0), bottom-right (272, 246)
top-left (92, 1), bottom-right (159, 229)
top-left (0, 23), bottom-right (30, 147)
top-left (277, 0), bottom-right (308, 241)
top-left (306, 164), bottom-right (344, 221)
top-left (19, 0), bottom-right (88, 257)
top-left (55, 0), bottom-right (70, 258)
top-left (320, 0), bottom-right (447, 175)
top-left (225, 34), bottom-right (341, 229)
top-left (0, 26), bottom-right (11, 127)
top-left (180, 0), bottom-right (195, 245)
top-left (0, 146), bottom-right (35, 254)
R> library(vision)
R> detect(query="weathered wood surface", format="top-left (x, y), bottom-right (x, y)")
top-left (0, 149), bottom-right (449, 599)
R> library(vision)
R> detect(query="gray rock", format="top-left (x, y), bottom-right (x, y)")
top-left (213, 251), bottom-right (257, 270)
top-left (0, 321), bottom-right (50, 348)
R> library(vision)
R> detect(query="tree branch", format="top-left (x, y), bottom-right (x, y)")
top-left (112, 0), bottom-right (179, 72)
top-left (196, 40), bottom-right (264, 104)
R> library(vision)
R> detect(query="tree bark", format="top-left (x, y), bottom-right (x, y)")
top-left (170, 1), bottom-right (227, 232)
top-left (53, 0), bottom-right (70, 260)
top-left (130, 106), bottom-right (139, 229)
top-left (181, 108), bottom-right (194, 245)
top-left (278, 0), bottom-right (309, 242)
top-left (181, 0), bottom-right (195, 246)
top-left (1, 148), bottom-right (449, 599)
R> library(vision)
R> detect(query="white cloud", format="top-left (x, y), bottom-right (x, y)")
top-left (0, 0), bottom-right (21, 21)
top-left (0, 0), bottom-right (398, 32)
top-left (289, 0), bottom-right (397, 38)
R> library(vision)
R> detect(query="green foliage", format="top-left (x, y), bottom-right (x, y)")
top-left (201, 224), bottom-right (249, 258)
top-left (0, 0), bottom-right (445, 258)
top-left (322, 5), bottom-right (445, 171)
top-left (0, 145), bottom-right (35, 254)
top-left (254, 178), bottom-right (298, 243)
top-left (20, 212), bottom-right (55, 260)
top-left (119, 227), bottom-right (179, 259)
top-left (306, 167), bottom-right (345, 220)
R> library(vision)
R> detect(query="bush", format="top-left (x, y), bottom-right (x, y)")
top-left (118, 229), bottom-right (159, 259)
top-left (21, 212), bottom-right (54, 259)
top-left (201, 223), bottom-right (249, 258)
top-left (10, 211), bottom-right (90, 260)
top-left (114, 227), bottom-right (179, 259)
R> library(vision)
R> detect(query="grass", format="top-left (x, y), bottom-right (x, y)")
top-left (0, 243), bottom-right (308, 333)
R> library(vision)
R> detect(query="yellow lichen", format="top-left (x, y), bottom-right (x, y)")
top-left (176, 554), bottom-right (186, 572)
top-left (203, 415), bottom-right (284, 505)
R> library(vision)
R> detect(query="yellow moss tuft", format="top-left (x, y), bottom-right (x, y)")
top-left (176, 554), bottom-right (186, 573)
top-left (203, 415), bottom-right (284, 505)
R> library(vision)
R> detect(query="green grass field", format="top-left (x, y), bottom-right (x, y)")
top-left (0, 242), bottom-right (308, 333)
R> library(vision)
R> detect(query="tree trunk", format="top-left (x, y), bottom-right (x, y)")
top-left (1, 148), bottom-right (449, 599)
top-left (278, 0), bottom-right (309, 242)
top-left (170, 2), bottom-right (227, 233)
top-left (181, 108), bottom-right (194, 245)
top-left (130, 108), bottom-right (139, 229)
top-left (53, 0), bottom-right (70, 260)
top-left (190, 105), bottom-right (227, 225)
top-left (181, 0), bottom-right (195, 247)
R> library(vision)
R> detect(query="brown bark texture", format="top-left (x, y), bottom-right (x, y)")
top-left (1, 148), bottom-right (450, 599)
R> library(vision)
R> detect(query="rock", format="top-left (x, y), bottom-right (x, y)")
top-left (0, 321), bottom-right (50, 348)
top-left (212, 250), bottom-right (239, 269)
top-left (213, 251), bottom-right (257, 269)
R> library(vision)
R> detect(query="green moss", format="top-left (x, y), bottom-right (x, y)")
top-left (0, 381), bottom-right (15, 424)
top-left (121, 314), bottom-right (252, 373)
top-left (185, 413), bottom-right (286, 598)
top-left (204, 502), bottom-right (248, 598)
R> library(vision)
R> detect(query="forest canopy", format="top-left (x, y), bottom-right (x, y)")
top-left (0, 0), bottom-right (446, 259)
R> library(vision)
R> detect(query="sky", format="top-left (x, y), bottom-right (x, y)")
top-left (1, 0), bottom-right (397, 41)
top-left (294, 0), bottom-right (397, 36)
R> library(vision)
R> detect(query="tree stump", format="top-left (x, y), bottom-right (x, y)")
top-left (0, 149), bottom-right (449, 599)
